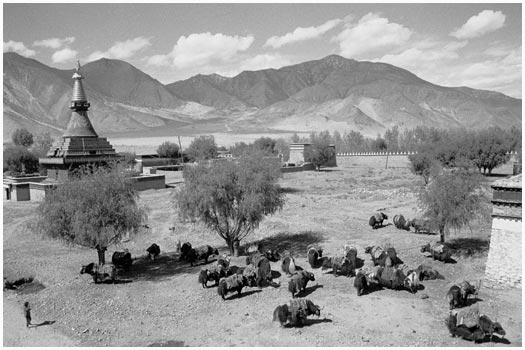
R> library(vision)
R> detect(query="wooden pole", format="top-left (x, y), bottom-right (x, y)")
top-left (178, 136), bottom-right (183, 166)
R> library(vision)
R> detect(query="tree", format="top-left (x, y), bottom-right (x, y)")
top-left (471, 127), bottom-right (513, 175)
top-left (4, 146), bottom-right (40, 175)
top-left (156, 141), bottom-right (180, 159)
top-left (230, 142), bottom-right (252, 157)
top-left (12, 128), bottom-right (34, 148)
top-left (34, 164), bottom-right (148, 265)
top-left (253, 137), bottom-right (278, 156)
top-left (305, 132), bottom-right (336, 171)
top-left (32, 132), bottom-right (54, 156)
top-left (274, 138), bottom-right (290, 162)
top-left (174, 151), bottom-right (285, 256)
top-left (417, 169), bottom-right (489, 243)
top-left (372, 135), bottom-right (387, 152)
top-left (186, 135), bottom-right (218, 162)
top-left (383, 126), bottom-right (400, 152)
top-left (408, 151), bottom-right (440, 185)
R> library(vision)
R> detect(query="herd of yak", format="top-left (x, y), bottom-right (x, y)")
top-left (78, 212), bottom-right (506, 344)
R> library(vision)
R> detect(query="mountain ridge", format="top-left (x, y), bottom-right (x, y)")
top-left (3, 52), bottom-right (521, 141)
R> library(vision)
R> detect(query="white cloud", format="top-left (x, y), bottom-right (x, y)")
top-left (146, 32), bottom-right (254, 71)
top-left (333, 13), bottom-right (412, 58)
top-left (450, 10), bottom-right (505, 39)
top-left (33, 37), bottom-right (75, 49)
top-left (264, 18), bottom-right (342, 49)
top-left (87, 36), bottom-right (152, 62)
top-left (52, 47), bottom-right (78, 63)
top-left (3, 40), bottom-right (36, 57)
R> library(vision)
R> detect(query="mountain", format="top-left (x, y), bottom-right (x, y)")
top-left (3, 52), bottom-right (521, 141)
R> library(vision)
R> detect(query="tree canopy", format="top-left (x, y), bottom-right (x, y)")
top-left (417, 169), bottom-right (489, 243)
top-left (304, 131), bottom-right (335, 171)
top-left (157, 141), bottom-right (180, 159)
top-left (4, 146), bottom-right (40, 175)
top-left (35, 164), bottom-right (148, 264)
top-left (174, 151), bottom-right (285, 255)
top-left (186, 135), bottom-right (218, 162)
top-left (12, 128), bottom-right (34, 148)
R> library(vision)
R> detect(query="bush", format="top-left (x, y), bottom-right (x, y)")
top-left (12, 128), bottom-right (34, 147)
top-left (186, 135), bottom-right (218, 162)
top-left (4, 146), bottom-right (40, 175)
top-left (156, 141), bottom-right (180, 159)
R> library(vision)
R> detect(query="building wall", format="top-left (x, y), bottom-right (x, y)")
top-left (131, 174), bottom-right (166, 191)
top-left (336, 154), bottom-right (412, 168)
top-left (484, 218), bottom-right (522, 289)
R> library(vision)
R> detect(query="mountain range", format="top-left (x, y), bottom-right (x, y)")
top-left (3, 52), bottom-right (521, 141)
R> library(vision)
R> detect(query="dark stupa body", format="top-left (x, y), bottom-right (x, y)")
top-left (39, 62), bottom-right (121, 181)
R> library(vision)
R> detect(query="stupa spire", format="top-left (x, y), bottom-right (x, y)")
top-left (63, 60), bottom-right (98, 138)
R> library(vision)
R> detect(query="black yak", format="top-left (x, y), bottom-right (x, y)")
top-left (307, 245), bottom-right (323, 268)
top-left (217, 254), bottom-right (231, 268)
top-left (80, 263), bottom-right (116, 284)
top-left (458, 281), bottom-right (479, 306)
top-left (446, 313), bottom-right (485, 343)
top-left (408, 218), bottom-right (432, 234)
top-left (479, 315), bottom-right (506, 342)
top-left (393, 214), bottom-right (410, 230)
top-left (416, 264), bottom-right (444, 280)
top-left (217, 274), bottom-right (251, 300)
top-left (288, 271), bottom-right (315, 298)
top-left (242, 265), bottom-right (258, 287)
top-left (146, 243), bottom-right (160, 261)
top-left (249, 252), bottom-right (272, 286)
top-left (421, 242), bottom-right (451, 262)
top-left (377, 257), bottom-right (406, 290)
top-left (263, 249), bottom-right (281, 262)
top-left (321, 256), bottom-right (353, 277)
top-left (112, 249), bottom-right (132, 269)
top-left (183, 245), bottom-right (219, 266)
top-left (273, 304), bottom-right (290, 327)
top-left (364, 246), bottom-right (388, 266)
top-left (179, 242), bottom-right (192, 261)
top-left (281, 251), bottom-right (297, 276)
top-left (446, 285), bottom-right (463, 310)
top-left (287, 298), bottom-right (321, 327)
top-left (354, 270), bottom-right (368, 296)
top-left (343, 244), bottom-right (357, 268)
top-left (369, 212), bottom-right (388, 229)
top-left (198, 265), bottom-right (229, 288)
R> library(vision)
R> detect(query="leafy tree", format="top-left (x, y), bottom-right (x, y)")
top-left (156, 141), bottom-right (180, 159)
top-left (4, 146), bottom-right (40, 175)
top-left (418, 169), bottom-right (489, 243)
top-left (253, 137), bottom-right (278, 156)
top-left (175, 151), bottom-right (285, 256)
top-left (32, 132), bottom-right (54, 156)
top-left (305, 131), bottom-right (336, 171)
top-left (34, 164), bottom-right (148, 265)
top-left (274, 138), bottom-right (290, 162)
top-left (12, 128), bottom-right (34, 148)
top-left (383, 126), bottom-right (399, 152)
top-left (186, 135), bottom-right (218, 162)
top-left (230, 142), bottom-right (252, 157)
top-left (119, 152), bottom-right (137, 166)
top-left (343, 130), bottom-right (365, 152)
top-left (408, 151), bottom-right (440, 185)
top-left (471, 127), bottom-right (513, 175)
top-left (372, 136), bottom-right (387, 152)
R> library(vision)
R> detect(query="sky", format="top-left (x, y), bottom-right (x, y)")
top-left (3, 2), bottom-right (522, 98)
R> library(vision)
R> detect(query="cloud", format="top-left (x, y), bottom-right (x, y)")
top-left (52, 47), bottom-right (78, 63)
top-left (146, 32), bottom-right (254, 71)
top-left (332, 13), bottom-right (412, 59)
top-left (33, 37), bottom-right (75, 49)
top-left (450, 10), bottom-right (505, 39)
top-left (3, 40), bottom-right (36, 57)
top-left (87, 36), bottom-right (151, 61)
top-left (264, 18), bottom-right (342, 49)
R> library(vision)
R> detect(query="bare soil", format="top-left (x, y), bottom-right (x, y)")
top-left (3, 160), bottom-right (521, 347)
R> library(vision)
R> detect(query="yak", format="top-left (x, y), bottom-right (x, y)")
top-left (184, 245), bottom-right (219, 266)
top-left (198, 265), bottom-right (229, 288)
top-left (378, 259), bottom-right (406, 290)
top-left (80, 263), bottom-right (116, 284)
top-left (242, 265), bottom-right (259, 287)
top-left (273, 304), bottom-right (290, 327)
top-left (307, 245), bottom-right (323, 268)
top-left (458, 281), bottom-right (479, 306)
top-left (354, 270), bottom-right (368, 296)
top-left (146, 243), bottom-right (160, 261)
top-left (408, 218), bottom-right (432, 234)
top-left (364, 246), bottom-right (388, 267)
top-left (446, 313), bottom-right (485, 343)
top-left (217, 274), bottom-right (252, 300)
top-left (263, 249), bottom-right (281, 262)
top-left (179, 242), bottom-right (192, 261)
top-left (393, 214), bottom-right (410, 230)
top-left (343, 244), bottom-right (358, 268)
top-left (321, 256), bottom-right (353, 277)
top-left (281, 251), bottom-right (297, 276)
top-left (217, 254), bottom-right (231, 268)
top-left (479, 315), bottom-right (506, 342)
top-left (112, 249), bottom-right (132, 269)
top-left (369, 212), bottom-right (388, 229)
top-left (403, 270), bottom-right (420, 294)
top-left (286, 298), bottom-right (321, 327)
top-left (446, 285), bottom-right (463, 310)
top-left (288, 271), bottom-right (315, 298)
top-left (416, 264), bottom-right (445, 280)
top-left (248, 252), bottom-right (272, 287)
top-left (421, 242), bottom-right (451, 262)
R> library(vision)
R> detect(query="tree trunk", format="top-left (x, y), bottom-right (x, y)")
top-left (227, 239), bottom-right (235, 256)
top-left (439, 227), bottom-right (445, 243)
top-left (233, 239), bottom-right (240, 257)
top-left (97, 246), bottom-right (107, 265)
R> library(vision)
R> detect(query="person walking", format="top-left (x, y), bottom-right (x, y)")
top-left (23, 302), bottom-right (32, 328)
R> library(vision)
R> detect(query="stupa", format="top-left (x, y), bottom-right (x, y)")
top-left (39, 61), bottom-right (121, 181)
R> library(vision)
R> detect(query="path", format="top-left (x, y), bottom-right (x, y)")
top-left (3, 295), bottom-right (78, 347)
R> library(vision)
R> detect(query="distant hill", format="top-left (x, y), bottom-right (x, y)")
top-left (3, 52), bottom-right (521, 141)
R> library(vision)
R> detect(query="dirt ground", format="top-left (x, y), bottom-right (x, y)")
top-left (3, 158), bottom-right (522, 347)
